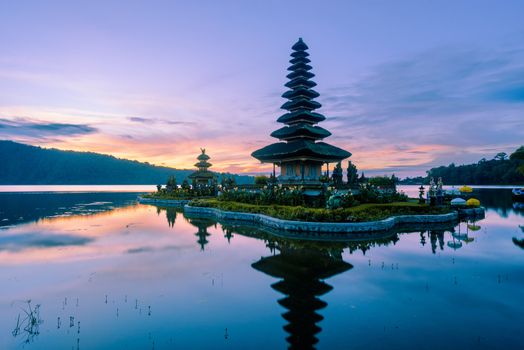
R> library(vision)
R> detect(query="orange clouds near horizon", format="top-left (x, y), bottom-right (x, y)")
top-left (21, 132), bottom-right (453, 177)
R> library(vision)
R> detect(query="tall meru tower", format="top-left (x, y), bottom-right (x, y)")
top-left (251, 38), bottom-right (351, 185)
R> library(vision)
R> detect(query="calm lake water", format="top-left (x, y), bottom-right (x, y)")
top-left (0, 186), bottom-right (523, 349)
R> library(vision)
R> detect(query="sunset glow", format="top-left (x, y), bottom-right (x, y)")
top-left (1, 1), bottom-right (523, 177)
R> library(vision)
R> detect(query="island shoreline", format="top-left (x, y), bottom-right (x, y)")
top-left (182, 204), bottom-right (484, 234)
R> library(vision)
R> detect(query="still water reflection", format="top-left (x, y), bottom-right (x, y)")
top-left (0, 188), bottom-right (523, 349)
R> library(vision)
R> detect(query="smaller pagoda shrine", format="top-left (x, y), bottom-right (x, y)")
top-left (188, 148), bottom-right (216, 187)
top-left (187, 217), bottom-right (216, 251)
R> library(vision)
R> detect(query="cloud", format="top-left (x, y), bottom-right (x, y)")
top-left (126, 244), bottom-right (192, 254)
top-left (128, 116), bottom-right (151, 123)
top-left (127, 116), bottom-right (196, 126)
top-left (0, 117), bottom-right (97, 141)
top-left (0, 232), bottom-right (93, 252)
top-left (320, 44), bottom-right (524, 175)
top-left (1, 44), bottom-right (522, 177)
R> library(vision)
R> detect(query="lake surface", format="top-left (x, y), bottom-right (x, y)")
top-left (0, 187), bottom-right (523, 349)
top-left (0, 185), bottom-right (157, 193)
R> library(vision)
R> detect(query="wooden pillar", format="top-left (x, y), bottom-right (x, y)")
top-left (273, 163), bottom-right (276, 178)
top-left (300, 161), bottom-right (305, 181)
top-left (326, 163), bottom-right (330, 177)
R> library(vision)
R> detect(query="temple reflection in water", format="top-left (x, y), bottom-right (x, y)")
top-left (154, 207), bottom-right (488, 349)
top-left (2, 188), bottom-right (522, 350)
top-left (188, 217), bottom-right (216, 251)
top-left (181, 215), bottom-right (488, 349)
top-left (155, 206), bottom-right (218, 251)
top-left (514, 225), bottom-right (524, 249)
top-left (253, 241), bottom-right (351, 349)
top-left (156, 206), bottom-right (178, 228)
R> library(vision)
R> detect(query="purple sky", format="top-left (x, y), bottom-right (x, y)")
top-left (1, 0), bottom-right (524, 177)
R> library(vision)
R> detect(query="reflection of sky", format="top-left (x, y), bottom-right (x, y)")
top-left (0, 190), bottom-right (523, 349)
top-left (326, 219), bottom-right (524, 349)
top-left (2, 1), bottom-right (524, 177)
top-left (0, 185), bottom-right (156, 193)
top-left (1, 204), bottom-right (281, 349)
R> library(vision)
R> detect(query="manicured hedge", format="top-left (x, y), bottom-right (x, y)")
top-left (143, 193), bottom-right (195, 200)
top-left (188, 199), bottom-right (450, 223)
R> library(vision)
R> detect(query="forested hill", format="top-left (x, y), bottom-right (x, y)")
top-left (427, 158), bottom-right (524, 185)
top-left (0, 140), bottom-right (253, 185)
top-left (400, 148), bottom-right (524, 185)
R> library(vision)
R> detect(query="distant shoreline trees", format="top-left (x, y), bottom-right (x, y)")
top-left (399, 146), bottom-right (524, 185)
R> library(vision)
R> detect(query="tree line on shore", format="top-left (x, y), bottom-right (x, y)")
top-left (400, 146), bottom-right (524, 185)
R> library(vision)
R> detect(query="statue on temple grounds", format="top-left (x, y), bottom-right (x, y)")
top-left (429, 178), bottom-right (436, 195)
top-left (418, 185), bottom-right (425, 204)
top-left (428, 177), bottom-right (436, 206)
top-left (332, 162), bottom-right (343, 187)
top-left (436, 177), bottom-right (444, 206)
top-left (326, 191), bottom-right (344, 209)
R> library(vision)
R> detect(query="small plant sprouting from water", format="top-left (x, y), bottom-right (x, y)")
top-left (12, 300), bottom-right (43, 344)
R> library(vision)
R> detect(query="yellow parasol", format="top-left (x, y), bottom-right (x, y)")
top-left (466, 198), bottom-right (480, 207)
top-left (459, 185), bottom-right (473, 193)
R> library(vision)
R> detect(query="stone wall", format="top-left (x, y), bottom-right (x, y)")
top-left (183, 205), bottom-right (485, 234)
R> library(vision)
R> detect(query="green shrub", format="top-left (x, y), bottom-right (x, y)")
top-left (355, 183), bottom-right (408, 204)
top-left (188, 199), bottom-right (450, 223)
top-left (219, 185), bottom-right (308, 207)
top-left (145, 183), bottom-right (216, 200)
top-left (254, 175), bottom-right (269, 185)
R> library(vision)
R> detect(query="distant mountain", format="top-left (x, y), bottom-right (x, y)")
top-left (0, 140), bottom-right (253, 185)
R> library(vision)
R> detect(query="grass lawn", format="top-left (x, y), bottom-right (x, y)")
top-left (188, 199), bottom-right (451, 223)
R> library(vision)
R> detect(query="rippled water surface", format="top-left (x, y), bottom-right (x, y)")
top-left (0, 187), bottom-right (523, 349)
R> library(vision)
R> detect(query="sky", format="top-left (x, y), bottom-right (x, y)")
top-left (1, 0), bottom-right (523, 177)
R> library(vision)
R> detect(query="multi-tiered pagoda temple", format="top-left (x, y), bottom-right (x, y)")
top-left (188, 148), bottom-right (216, 187)
top-left (252, 38), bottom-right (351, 185)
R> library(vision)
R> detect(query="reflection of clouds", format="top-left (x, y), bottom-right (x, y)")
top-left (0, 192), bottom-right (138, 228)
top-left (0, 202), bottom-right (205, 265)
top-left (0, 232), bottom-right (93, 252)
top-left (126, 244), bottom-right (193, 254)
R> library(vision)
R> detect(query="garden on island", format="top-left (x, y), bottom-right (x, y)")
top-left (143, 173), bottom-right (471, 223)
top-left (143, 36), bottom-right (483, 224)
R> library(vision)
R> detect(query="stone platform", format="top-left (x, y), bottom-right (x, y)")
top-left (183, 205), bottom-right (485, 235)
